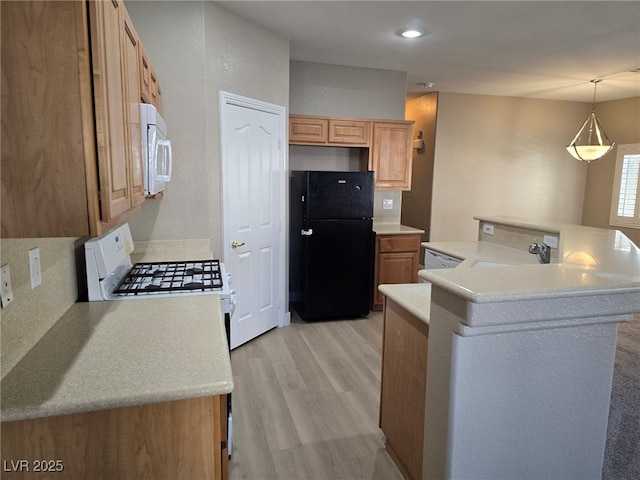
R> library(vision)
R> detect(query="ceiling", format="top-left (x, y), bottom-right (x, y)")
top-left (216, 0), bottom-right (640, 103)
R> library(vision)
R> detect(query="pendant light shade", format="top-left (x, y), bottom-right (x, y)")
top-left (566, 79), bottom-right (614, 163)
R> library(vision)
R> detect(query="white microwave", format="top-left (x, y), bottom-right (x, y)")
top-left (140, 104), bottom-right (172, 196)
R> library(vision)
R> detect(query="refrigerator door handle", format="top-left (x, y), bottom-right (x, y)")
top-left (301, 229), bottom-right (314, 236)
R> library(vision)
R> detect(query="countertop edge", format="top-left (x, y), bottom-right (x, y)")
top-left (1, 380), bottom-right (235, 423)
top-left (1, 295), bottom-right (233, 423)
top-left (373, 223), bottom-right (425, 235)
top-left (379, 283), bottom-right (431, 324)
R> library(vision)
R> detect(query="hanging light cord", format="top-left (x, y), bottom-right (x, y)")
top-left (590, 78), bottom-right (602, 112)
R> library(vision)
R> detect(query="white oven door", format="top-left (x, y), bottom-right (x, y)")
top-left (146, 125), bottom-right (172, 196)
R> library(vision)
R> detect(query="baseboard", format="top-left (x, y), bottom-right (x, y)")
top-left (279, 310), bottom-right (291, 328)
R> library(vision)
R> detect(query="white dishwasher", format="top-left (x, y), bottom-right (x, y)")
top-left (424, 249), bottom-right (462, 269)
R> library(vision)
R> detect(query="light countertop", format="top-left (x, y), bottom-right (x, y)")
top-left (418, 216), bottom-right (640, 306)
top-left (1, 242), bottom-right (232, 423)
top-left (373, 223), bottom-right (425, 235)
top-left (422, 241), bottom-right (539, 267)
top-left (379, 283), bottom-right (431, 324)
top-left (1, 296), bottom-right (232, 422)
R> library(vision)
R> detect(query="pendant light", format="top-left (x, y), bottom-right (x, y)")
top-left (566, 79), bottom-right (614, 163)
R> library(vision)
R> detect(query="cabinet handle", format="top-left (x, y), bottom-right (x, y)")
top-left (301, 229), bottom-right (313, 236)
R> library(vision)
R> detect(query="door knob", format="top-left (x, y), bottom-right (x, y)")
top-left (231, 241), bottom-right (245, 249)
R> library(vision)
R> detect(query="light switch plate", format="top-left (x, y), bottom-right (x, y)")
top-left (1, 264), bottom-right (14, 307)
top-left (29, 247), bottom-right (42, 289)
top-left (382, 199), bottom-right (393, 210)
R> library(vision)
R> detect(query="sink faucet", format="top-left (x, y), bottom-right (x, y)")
top-left (529, 242), bottom-right (551, 264)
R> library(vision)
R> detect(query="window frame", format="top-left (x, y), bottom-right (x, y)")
top-left (609, 143), bottom-right (640, 230)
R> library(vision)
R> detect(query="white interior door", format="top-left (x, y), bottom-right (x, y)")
top-left (220, 92), bottom-right (288, 349)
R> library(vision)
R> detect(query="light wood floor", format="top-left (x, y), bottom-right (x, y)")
top-left (228, 310), bottom-right (403, 480)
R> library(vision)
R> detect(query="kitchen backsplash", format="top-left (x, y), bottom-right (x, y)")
top-left (373, 190), bottom-right (402, 223)
top-left (477, 222), bottom-right (560, 262)
top-left (1, 237), bottom-right (81, 378)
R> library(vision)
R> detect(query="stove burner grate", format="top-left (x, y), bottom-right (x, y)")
top-left (113, 259), bottom-right (223, 296)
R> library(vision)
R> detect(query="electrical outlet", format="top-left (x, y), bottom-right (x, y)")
top-left (543, 234), bottom-right (559, 249)
top-left (1, 264), bottom-right (14, 307)
top-left (482, 223), bottom-right (495, 235)
top-left (29, 247), bottom-right (42, 289)
top-left (382, 199), bottom-right (393, 210)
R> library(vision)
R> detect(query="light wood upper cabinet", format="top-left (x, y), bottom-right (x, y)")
top-left (1, 1), bottom-right (98, 237)
top-left (139, 41), bottom-right (152, 104)
top-left (90, 0), bottom-right (133, 220)
top-left (122, 9), bottom-right (145, 208)
top-left (328, 119), bottom-right (370, 145)
top-left (150, 68), bottom-right (162, 112)
top-left (139, 40), bottom-right (162, 113)
top-left (290, 116), bottom-right (329, 144)
top-left (289, 115), bottom-right (413, 190)
top-left (369, 121), bottom-right (414, 191)
top-left (290, 116), bottom-right (370, 146)
top-left (1, 0), bottom-right (154, 238)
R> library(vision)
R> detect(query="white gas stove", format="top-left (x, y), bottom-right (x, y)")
top-left (84, 223), bottom-right (234, 314)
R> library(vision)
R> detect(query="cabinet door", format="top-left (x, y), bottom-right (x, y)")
top-left (0, 1), bottom-right (97, 237)
top-left (373, 234), bottom-right (421, 310)
top-left (122, 11), bottom-right (145, 208)
top-left (380, 298), bottom-right (428, 480)
top-left (289, 116), bottom-right (328, 144)
top-left (328, 119), bottom-right (370, 145)
top-left (1, 396), bottom-right (226, 480)
top-left (90, 0), bottom-right (131, 220)
top-left (370, 121), bottom-right (413, 190)
top-left (150, 69), bottom-right (162, 112)
top-left (375, 252), bottom-right (419, 307)
top-left (139, 41), bottom-right (152, 103)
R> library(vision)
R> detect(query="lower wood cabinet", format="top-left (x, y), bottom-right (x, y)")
top-left (1, 395), bottom-right (228, 480)
top-left (373, 234), bottom-right (421, 310)
top-left (380, 297), bottom-right (429, 480)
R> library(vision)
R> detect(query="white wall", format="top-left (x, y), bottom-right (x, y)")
top-left (290, 61), bottom-right (406, 119)
top-left (430, 93), bottom-right (590, 241)
top-left (125, 1), bottom-right (290, 256)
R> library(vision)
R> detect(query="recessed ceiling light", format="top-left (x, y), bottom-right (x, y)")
top-left (401, 29), bottom-right (423, 39)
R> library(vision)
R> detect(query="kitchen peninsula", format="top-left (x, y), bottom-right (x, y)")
top-left (379, 216), bottom-right (640, 480)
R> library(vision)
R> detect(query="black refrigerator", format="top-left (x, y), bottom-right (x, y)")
top-left (290, 170), bottom-right (375, 320)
